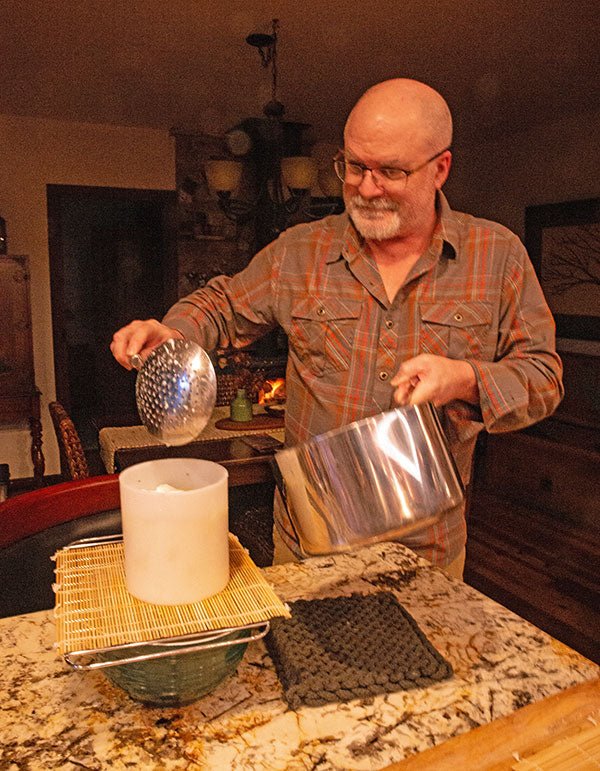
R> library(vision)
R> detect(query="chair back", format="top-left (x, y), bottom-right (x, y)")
top-left (0, 475), bottom-right (120, 617)
top-left (49, 400), bottom-right (90, 480)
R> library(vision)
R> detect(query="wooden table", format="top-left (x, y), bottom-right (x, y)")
top-left (386, 678), bottom-right (600, 769)
top-left (99, 406), bottom-right (284, 487)
top-left (1, 541), bottom-right (598, 769)
top-left (114, 435), bottom-right (282, 487)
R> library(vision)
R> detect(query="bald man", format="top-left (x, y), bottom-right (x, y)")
top-left (111, 79), bottom-right (563, 578)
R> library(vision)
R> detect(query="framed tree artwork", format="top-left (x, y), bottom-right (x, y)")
top-left (525, 197), bottom-right (600, 341)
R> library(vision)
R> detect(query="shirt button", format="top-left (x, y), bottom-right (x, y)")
top-left (317, 307), bottom-right (326, 316)
top-left (385, 319), bottom-right (393, 329)
top-left (454, 313), bottom-right (463, 322)
top-left (379, 371), bottom-right (389, 381)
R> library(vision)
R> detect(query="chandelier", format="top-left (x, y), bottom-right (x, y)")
top-left (205, 19), bottom-right (342, 250)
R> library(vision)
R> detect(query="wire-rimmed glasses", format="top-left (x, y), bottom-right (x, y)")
top-left (333, 147), bottom-right (450, 188)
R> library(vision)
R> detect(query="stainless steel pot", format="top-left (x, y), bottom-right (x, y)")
top-left (273, 403), bottom-right (464, 557)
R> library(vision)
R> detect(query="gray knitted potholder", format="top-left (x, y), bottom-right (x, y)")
top-left (265, 592), bottom-right (453, 709)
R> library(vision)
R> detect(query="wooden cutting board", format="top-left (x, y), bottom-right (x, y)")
top-left (384, 678), bottom-right (600, 770)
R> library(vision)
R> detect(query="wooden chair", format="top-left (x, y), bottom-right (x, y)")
top-left (0, 474), bottom-right (120, 617)
top-left (49, 400), bottom-right (90, 480)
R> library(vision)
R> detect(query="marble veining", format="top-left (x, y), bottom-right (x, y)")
top-left (1, 542), bottom-right (597, 770)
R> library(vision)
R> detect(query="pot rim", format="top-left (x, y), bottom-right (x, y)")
top-left (275, 402), bottom-right (436, 455)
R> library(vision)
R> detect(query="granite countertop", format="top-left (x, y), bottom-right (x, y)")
top-left (1, 541), bottom-right (598, 770)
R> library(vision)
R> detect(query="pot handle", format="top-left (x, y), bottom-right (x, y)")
top-left (269, 457), bottom-right (304, 552)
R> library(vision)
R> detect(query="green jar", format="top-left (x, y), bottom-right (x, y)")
top-left (230, 388), bottom-right (253, 422)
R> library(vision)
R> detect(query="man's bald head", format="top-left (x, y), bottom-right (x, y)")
top-left (344, 79), bottom-right (453, 157)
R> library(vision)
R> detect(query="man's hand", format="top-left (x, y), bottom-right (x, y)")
top-left (391, 354), bottom-right (479, 407)
top-left (110, 319), bottom-right (184, 370)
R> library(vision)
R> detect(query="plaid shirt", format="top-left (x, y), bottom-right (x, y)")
top-left (164, 193), bottom-right (563, 565)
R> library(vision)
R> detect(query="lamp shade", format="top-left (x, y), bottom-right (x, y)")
top-left (281, 156), bottom-right (318, 190)
top-left (205, 160), bottom-right (243, 193)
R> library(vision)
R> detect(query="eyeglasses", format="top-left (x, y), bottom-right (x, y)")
top-left (333, 147), bottom-right (450, 188)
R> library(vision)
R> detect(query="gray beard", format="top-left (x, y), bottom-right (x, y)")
top-left (345, 195), bottom-right (405, 240)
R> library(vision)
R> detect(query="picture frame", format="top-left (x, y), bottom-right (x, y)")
top-left (524, 197), bottom-right (600, 340)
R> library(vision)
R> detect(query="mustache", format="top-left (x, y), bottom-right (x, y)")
top-left (347, 195), bottom-right (399, 212)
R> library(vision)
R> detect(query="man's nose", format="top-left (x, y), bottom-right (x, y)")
top-left (356, 170), bottom-right (385, 198)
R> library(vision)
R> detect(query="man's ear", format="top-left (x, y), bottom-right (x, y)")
top-left (434, 151), bottom-right (452, 190)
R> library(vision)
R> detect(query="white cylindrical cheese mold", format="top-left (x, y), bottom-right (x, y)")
top-left (119, 458), bottom-right (229, 605)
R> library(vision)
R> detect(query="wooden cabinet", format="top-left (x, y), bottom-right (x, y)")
top-left (480, 429), bottom-right (599, 529)
top-left (0, 256), bottom-right (44, 484)
top-left (477, 348), bottom-right (600, 529)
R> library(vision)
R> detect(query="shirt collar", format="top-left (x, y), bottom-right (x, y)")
top-left (336, 190), bottom-right (460, 263)
top-left (334, 190), bottom-right (460, 264)
top-left (325, 214), bottom-right (360, 264)
top-left (435, 191), bottom-right (459, 260)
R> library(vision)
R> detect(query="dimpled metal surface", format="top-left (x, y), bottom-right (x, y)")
top-left (135, 339), bottom-right (216, 446)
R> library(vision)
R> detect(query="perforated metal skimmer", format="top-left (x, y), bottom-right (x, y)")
top-left (134, 339), bottom-right (217, 446)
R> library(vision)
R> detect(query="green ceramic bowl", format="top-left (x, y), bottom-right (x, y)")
top-left (97, 628), bottom-right (249, 706)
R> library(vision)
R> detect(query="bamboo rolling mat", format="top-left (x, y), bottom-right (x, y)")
top-left (54, 535), bottom-right (290, 655)
top-left (512, 721), bottom-right (600, 770)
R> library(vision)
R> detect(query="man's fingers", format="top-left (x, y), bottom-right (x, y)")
top-left (109, 334), bottom-right (133, 369)
top-left (393, 383), bottom-right (411, 406)
top-left (392, 376), bottom-right (421, 405)
top-left (390, 354), bottom-right (430, 386)
top-left (408, 380), bottom-right (437, 406)
top-left (111, 320), bottom-right (159, 369)
top-left (391, 354), bottom-right (477, 407)
top-left (391, 373), bottom-right (409, 387)
top-left (125, 327), bottom-right (156, 358)
top-left (129, 353), bottom-right (145, 371)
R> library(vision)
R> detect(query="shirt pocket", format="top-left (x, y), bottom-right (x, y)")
top-left (419, 301), bottom-right (493, 359)
top-left (290, 297), bottom-right (362, 374)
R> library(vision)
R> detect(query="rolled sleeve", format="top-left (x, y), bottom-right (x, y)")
top-left (469, 239), bottom-right (563, 433)
top-left (162, 241), bottom-right (280, 351)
